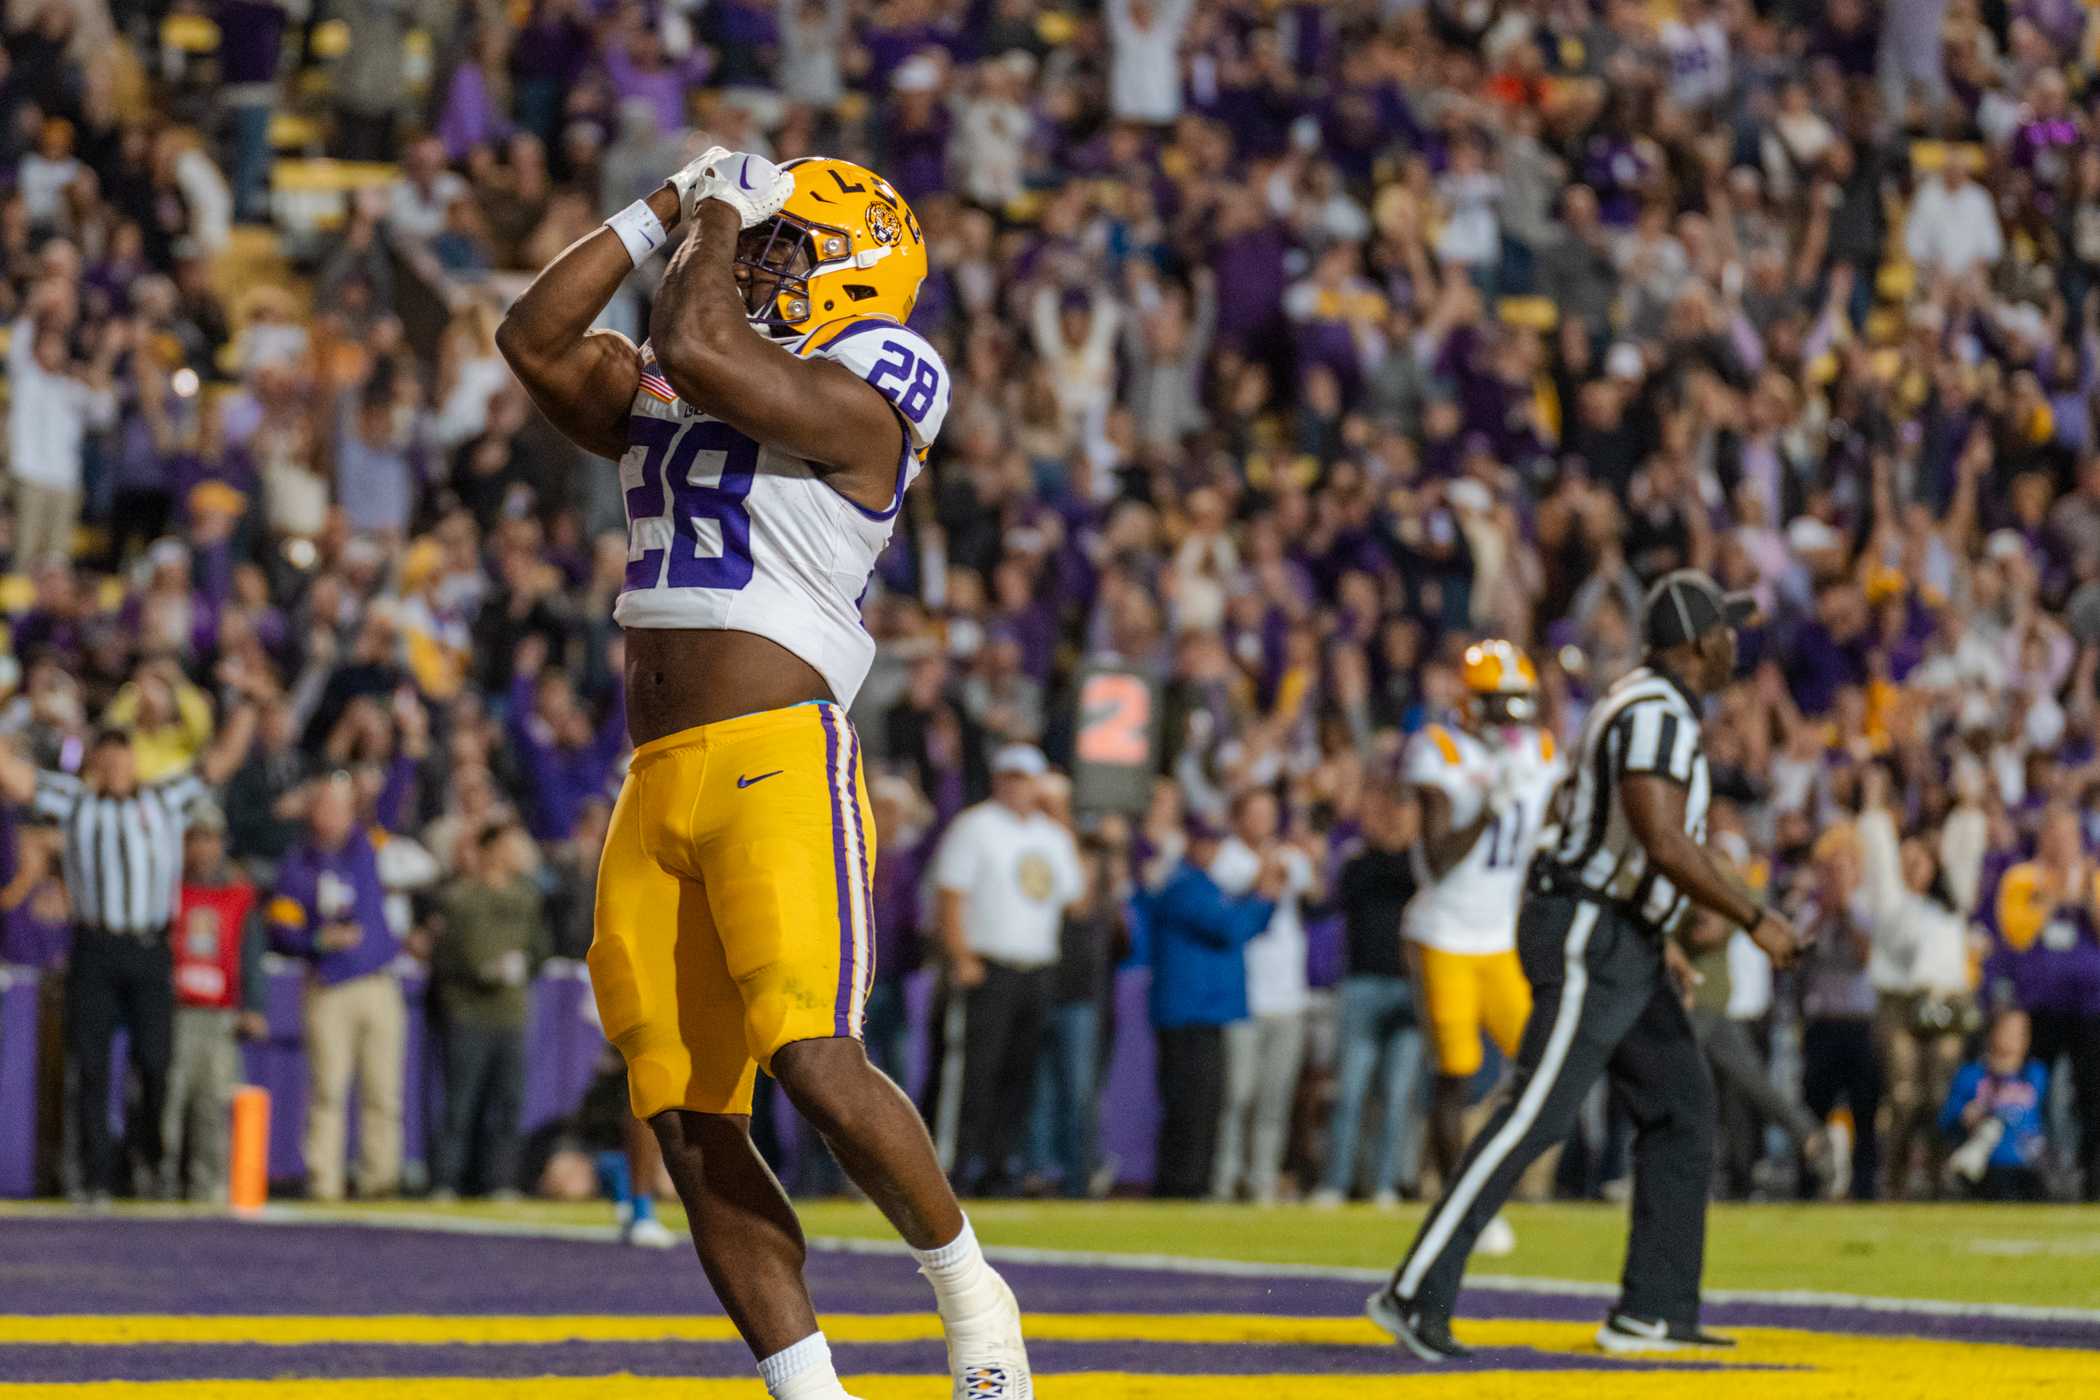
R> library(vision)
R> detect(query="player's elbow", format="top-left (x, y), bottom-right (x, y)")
top-left (493, 311), bottom-right (542, 378)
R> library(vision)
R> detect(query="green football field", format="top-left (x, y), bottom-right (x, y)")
top-left (344, 1196), bottom-right (2100, 1310)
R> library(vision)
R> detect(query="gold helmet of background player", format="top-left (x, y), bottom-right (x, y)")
top-left (732, 157), bottom-right (928, 342)
top-left (1461, 639), bottom-right (1539, 727)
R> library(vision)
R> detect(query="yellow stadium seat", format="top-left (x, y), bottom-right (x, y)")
top-left (1498, 296), bottom-right (1559, 331)
top-left (269, 114), bottom-right (324, 151)
top-left (161, 14), bottom-right (220, 52)
top-left (1910, 139), bottom-right (1986, 174)
top-left (311, 18), bottom-right (350, 58)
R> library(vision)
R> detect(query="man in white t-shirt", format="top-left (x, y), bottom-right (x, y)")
top-left (1903, 159), bottom-right (2004, 279)
top-left (1208, 787), bottom-right (1321, 1204)
top-left (1659, 0), bottom-right (1731, 111)
top-left (385, 134), bottom-right (470, 247)
top-left (1107, 0), bottom-right (1193, 125)
top-left (930, 744), bottom-right (1085, 1193)
top-left (7, 284), bottom-right (118, 566)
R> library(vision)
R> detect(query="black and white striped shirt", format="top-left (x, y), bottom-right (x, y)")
top-left (32, 770), bottom-right (207, 937)
top-left (1536, 664), bottom-right (1710, 934)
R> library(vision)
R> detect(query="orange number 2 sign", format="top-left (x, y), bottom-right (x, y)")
top-left (1077, 672), bottom-right (1153, 766)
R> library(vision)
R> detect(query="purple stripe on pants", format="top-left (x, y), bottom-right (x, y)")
top-left (844, 723), bottom-right (875, 1022)
top-left (819, 705), bottom-right (855, 1037)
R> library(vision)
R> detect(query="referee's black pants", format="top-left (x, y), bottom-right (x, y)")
top-left (1153, 1024), bottom-right (1227, 1199)
top-left (928, 961), bottom-right (1052, 1194)
top-left (1389, 893), bottom-right (1715, 1326)
top-left (67, 929), bottom-right (175, 1196)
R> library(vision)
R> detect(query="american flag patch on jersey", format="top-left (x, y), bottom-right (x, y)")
top-left (638, 370), bottom-right (677, 405)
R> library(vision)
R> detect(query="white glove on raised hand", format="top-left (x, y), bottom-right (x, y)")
top-left (666, 147), bottom-right (794, 229)
top-left (1482, 751), bottom-right (1523, 815)
top-left (664, 143), bottom-right (729, 216)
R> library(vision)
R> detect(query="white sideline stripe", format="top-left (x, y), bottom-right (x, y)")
top-left (811, 1234), bottom-right (2100, 1325)
top-left (280, 1206), bottom-right (2100, 1327)
top-left (9, 1201), bottom-right (2098, 1328)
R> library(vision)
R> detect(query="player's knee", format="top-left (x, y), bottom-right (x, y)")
top-left (772, 1036), bottom-right (872, 1137)
top-left (743, 998), bottom-right (802, 1077)
top-left (612, 1036), bottom-right (680, 1120)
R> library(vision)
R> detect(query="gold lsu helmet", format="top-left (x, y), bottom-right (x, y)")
top-left (1460, 639), bottom-right (1540, 726)
top-left (734, 157), bottom-right (929, 342)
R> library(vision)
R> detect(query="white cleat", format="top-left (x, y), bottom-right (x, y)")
top-left (1476, 1214), bottom-right (1518, 1258)
top-left (621, 1215), bottom-right (679, 1249)
top-left (940, 1272), bottom-right (1034, 1399)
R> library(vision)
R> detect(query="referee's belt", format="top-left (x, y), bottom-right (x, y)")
top-left (75, 923), bottom-right (171, 944)
top-left (1525, 861), bottom-right (1663, 935)
top-left (1525, 859), bottom-right (1593, 900)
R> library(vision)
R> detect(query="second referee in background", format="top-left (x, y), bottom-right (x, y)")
top-left (1370, 570), bottom-right (1805, 1362)
top-left (0, 691), bottom-right (260, 1203)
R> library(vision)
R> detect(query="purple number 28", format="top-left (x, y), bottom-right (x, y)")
top-left (866, 339), bottom-right (941, 425)
top-left (624, 416), bottom-right (759, 592)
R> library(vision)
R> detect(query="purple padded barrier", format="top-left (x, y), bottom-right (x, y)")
top-left (0, 962), bottom-right (1170, 1196)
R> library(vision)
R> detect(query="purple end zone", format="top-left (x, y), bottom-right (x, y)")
top-left (0, 1340), bottom-right (1782, 1384)
top-left (1, 1218), bottom-right (2095, 1354)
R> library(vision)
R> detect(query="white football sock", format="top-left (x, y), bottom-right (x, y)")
top-left (757, 1333), bottom-right (849, 1399)
top-left (910, 1215), bottom-right (997, 1312)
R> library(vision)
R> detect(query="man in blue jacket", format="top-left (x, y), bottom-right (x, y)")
top-left (1143, 815), bottom-right (1283, 1198)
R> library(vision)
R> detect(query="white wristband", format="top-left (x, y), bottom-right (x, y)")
top-left (604, 199), bottom-right (669, 268)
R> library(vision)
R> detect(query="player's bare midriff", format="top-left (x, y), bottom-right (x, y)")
top-left (623, 627), bottom-right (834, 746)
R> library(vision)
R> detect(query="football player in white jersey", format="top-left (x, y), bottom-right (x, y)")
top-left (498, 150), bottom-right (1029, 1400)
top-left (1402, 641), bottom-right (1563, 1253)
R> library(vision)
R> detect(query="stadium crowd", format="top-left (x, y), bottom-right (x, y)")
top-left (2, 0), bottom-right (2099, 1212)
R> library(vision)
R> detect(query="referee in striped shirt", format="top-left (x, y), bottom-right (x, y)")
top-left (0, 701), bottom-right (258, 1200)
top-left (1371, 570), bottom-right (1805, 1361)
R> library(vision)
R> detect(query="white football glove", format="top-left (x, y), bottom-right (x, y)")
top-left (1482, 752), bottom-right (1523, 815)
top-left (666, 147), bottom-right (794, 229)
top-left (664, 143), bottom-right (730, 215)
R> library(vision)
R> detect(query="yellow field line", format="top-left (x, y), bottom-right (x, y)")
top-left (7, 1314), bottom-right (2098, 1399)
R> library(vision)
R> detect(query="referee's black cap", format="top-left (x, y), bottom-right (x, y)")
top-left (1643, 569), bottom-right (1758, 649)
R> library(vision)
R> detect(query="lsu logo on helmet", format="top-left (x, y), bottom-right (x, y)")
top-left (865, 203), bottom-right (903, 247)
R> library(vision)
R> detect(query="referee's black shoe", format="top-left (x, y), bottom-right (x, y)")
top-left (1366, 1286), bottom-right (1471, 1362)
top-left (1595, 1310), bottom-right (1737, 1354)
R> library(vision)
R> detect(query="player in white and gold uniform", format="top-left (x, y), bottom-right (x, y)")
top-left (1403, 642), bottom-right (1563, 1249)
top-left (498, 150), bottom-right (1027, 1400)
